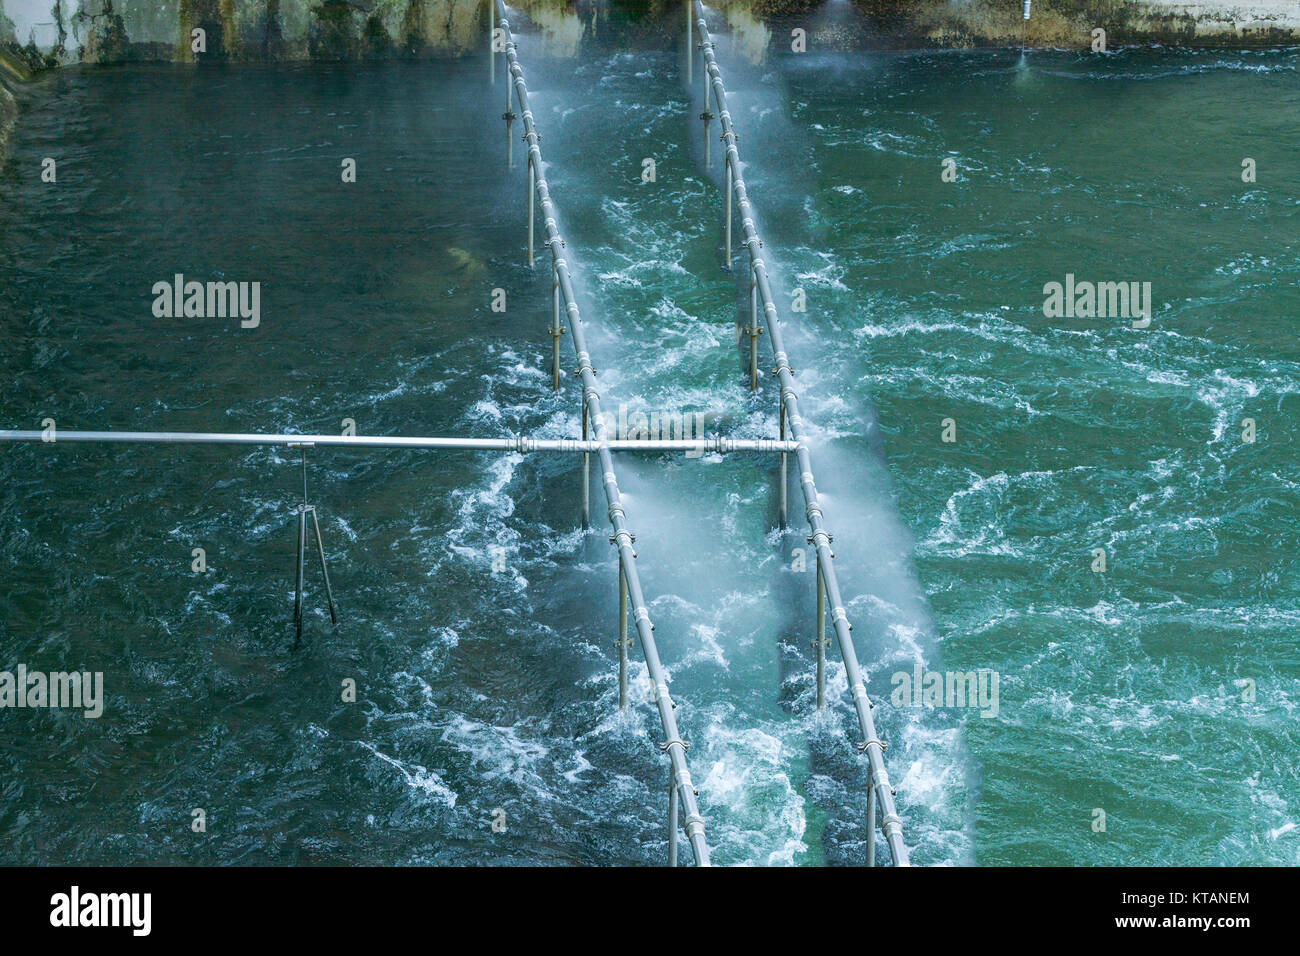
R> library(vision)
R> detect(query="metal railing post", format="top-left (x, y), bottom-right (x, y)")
top-left (550, 268), bottom-right (563, 390)
top-left (293, 503), bottom-right (306, 644)
top-left (866, 765), bottom-right (877, 866)
top-left (618, 559), bottom-right (629, 710)
top-left (779, 399), bottom-right (788, 528)
top-left (815, 554), bottom-right (826, 710)
top-left (685, 0), bottom-right (692, 85)
top-left (527, 155), bottom-right (535, 269)
top-left (581, 396), bottom-right (591, 529)
top-left (724, 154), bottom-right (732, 267)
top-left (747, 266), bottom-right (759, 389)
top-left (668, 767), bottom-right (679, 867)
top-left (504, 70), bottom-right (515, 168)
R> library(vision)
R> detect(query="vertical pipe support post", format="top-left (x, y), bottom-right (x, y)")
top-left (779, 399), bottom-right (788, 528)
top-left (617, 558), bottom-right (629, 710)
top-left (667, 765), bottom-right (680, 867)
top-left (815, 551), bottom-right (827, 711)
top-left (724, 155), bottom-right (733, 267)
top-left (867, 765), bottom-right (878, 867)
top-left (550, 268), bottom-right (564, 390)
top-left (685, 0), bottom-right (693, 85)
top-left (527, 155), bottom-right (535, 269)
top-left (581, 396), bottom-right (591, 529)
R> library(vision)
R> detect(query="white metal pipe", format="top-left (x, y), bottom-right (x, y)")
top-left (694, 1), bottom-right (909, 866)
top-left (0, 430), bottom-right (796, 455)
top-left (499, 1), bottom-right (710, 866)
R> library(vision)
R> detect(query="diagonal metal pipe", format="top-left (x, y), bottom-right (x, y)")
top-left (693, 0), bottom-right (909, 866)
top-left (496, 0), bottom-right (711, 867)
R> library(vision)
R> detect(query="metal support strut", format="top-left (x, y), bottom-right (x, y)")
top-left (617, 559), bottom-right (630, 710)
top-left (684, 0), bottom-right (692, 85)
top-left (550, 268), bottom-right (564, 390)
top-left (724, 154), bottom-right (733, 267)
top-left (866, 764), bottom-right (877, 867)
top-left (667, 763), bottom-right (679, 867)
top-left (503, 67), bottom-right (516, 168)
top-left (527, 155), bottom-right (535, 269)
top-left (814, 554), bottom-right (827, 710)
top-left (290, 446), bottom-right (340, 647)
top-left (581, 396), bottom-right (591, 529)
top-left (779, 399), bottom-right (788, 528)
top-left (747, 266), bottom-right (760, 389)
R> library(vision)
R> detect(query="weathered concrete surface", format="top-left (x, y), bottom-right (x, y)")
top-left (0, 80), bottom-right (15, 159)
top-left (847, 0), bottom-right (1300, 48)
top-left (0, 0), bottom-right (489, 63)
top-left (0, 14), bottom-right (25, 159)
top-left (0, 0), bottom-right (1296, 67)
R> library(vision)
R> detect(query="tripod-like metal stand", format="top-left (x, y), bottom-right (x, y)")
top-left (292, 445), bottom-right (339, 646)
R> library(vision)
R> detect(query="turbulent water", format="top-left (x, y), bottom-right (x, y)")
top-left (1, 37), bottom-right (1296, 865)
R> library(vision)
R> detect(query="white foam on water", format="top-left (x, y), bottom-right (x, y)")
top-left (357, 741), bottom-right (458, 809)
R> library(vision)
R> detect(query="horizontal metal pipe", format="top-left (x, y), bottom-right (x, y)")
top-left (695, 0), bottom-right (909, 866)
top-left (499, 0), bottom-right (710, 866)
top-left (0, 430), bottom-right (797, 455)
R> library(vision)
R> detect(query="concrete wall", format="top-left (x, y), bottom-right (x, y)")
top-left (0, 0), bottom-right (1296, 66)
top-left (0, 0), bottom-right (488, 63)
top-left (857, 1), bottom-right (1300, 48)
top-left (0, 79), bottom-right (15, 157)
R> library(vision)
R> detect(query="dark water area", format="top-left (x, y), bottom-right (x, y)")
top-left (0, 39), bottom-right (1297, 865)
